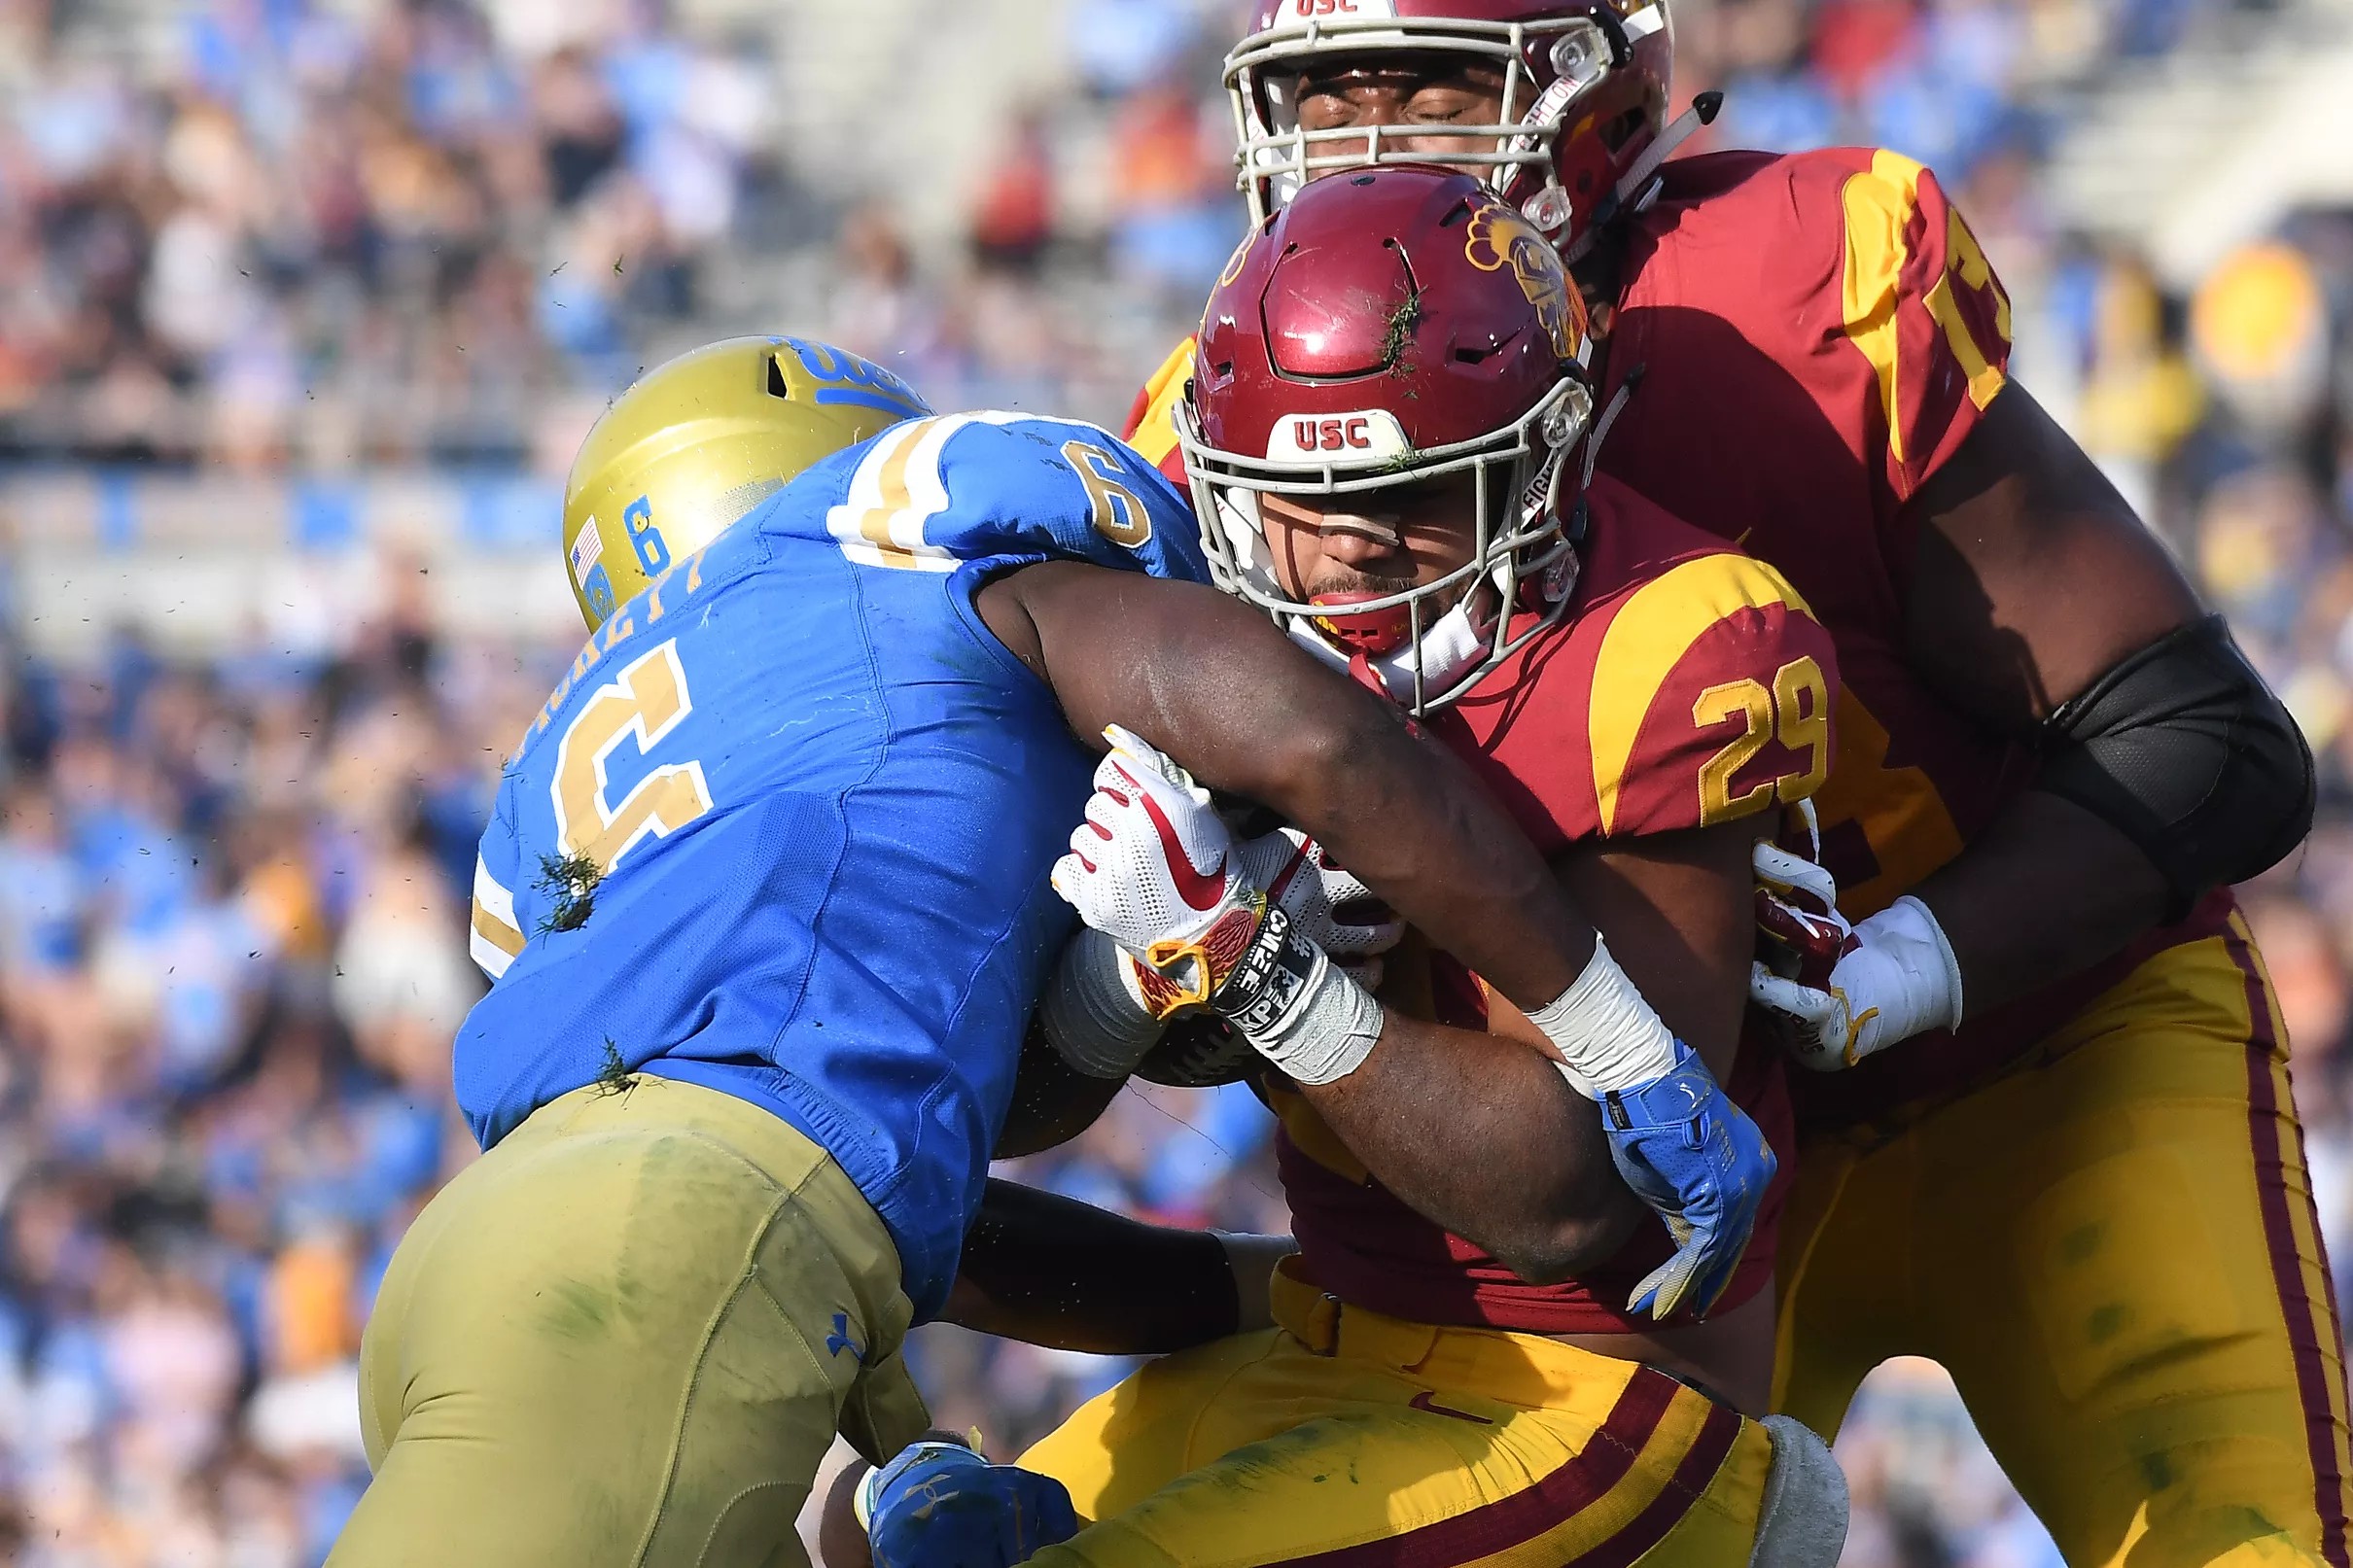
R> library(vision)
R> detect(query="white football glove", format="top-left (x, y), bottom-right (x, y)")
top-left (1042, 821), bottom-right (1403, 1078)
top-left (1748, 805), bottom-right (1965, 1072)
top-left (1049, 726), bottom-right (1383, 1084)
top-left (1049, 725), bottom-right (1261, 1015)
top-left (1234, 826), bottom-right (1403, 987)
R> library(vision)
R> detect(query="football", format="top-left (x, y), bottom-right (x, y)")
top-left (1135, 1013), bottom-right (1263, 1088)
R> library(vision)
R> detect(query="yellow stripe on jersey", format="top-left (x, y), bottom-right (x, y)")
top-left (1926, 203), bottom-right (2013, 413)
top-left (1840, 148), bottom-right (1929, 468)
top-left (1589, 553), bottom-right (1815, 836)
top-left (1127, 338), bottom-right (1195, 470)
top-left (828, 411), bottom-right (1043, 573)
top-left (836, 417), bottom-right (932, 570)
top-left (470, 856), bottom-right (525, 979)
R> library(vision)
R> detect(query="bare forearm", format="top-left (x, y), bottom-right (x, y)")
top-left (1895, 384), bottom-right (2202, 1016)
top-left (1012, 566), bottom-right (1594, 1009)
top-left (1250, 715), bottom-right (1594, 1011)
top-left (1300, 1013), bottom-right (1641, 1282)
top-left (1908, 790), bottom-right (2167, 1019)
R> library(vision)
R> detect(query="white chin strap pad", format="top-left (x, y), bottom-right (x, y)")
top-left (1748, 1416), bottom-right (1849, 1568)
top-left (1284, 599), bottom-right (1486, 705)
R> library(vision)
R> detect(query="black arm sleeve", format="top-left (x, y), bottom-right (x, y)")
top-left (950, 1180), bottom-right (1242, 1355)
top-left (2032, 613), bottom-right (2314, 920)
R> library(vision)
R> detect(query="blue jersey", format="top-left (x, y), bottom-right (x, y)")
top-left (459, 412), bottom-right (1207, 1317)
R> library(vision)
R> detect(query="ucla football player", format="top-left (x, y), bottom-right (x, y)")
top-left (328, 336), bottom-right (1772, 1568)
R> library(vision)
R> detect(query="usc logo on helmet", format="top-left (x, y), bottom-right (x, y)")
top-left (1463, 201), bottom-right (1587, 364)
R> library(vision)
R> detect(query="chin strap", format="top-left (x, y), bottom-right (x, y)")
top-left (1288, 601), bottom-right (1488, 709)
top-left (1580, 369), bottom-right (1642, 491)
top-left (1559, 90), bottom-right (1723, 268)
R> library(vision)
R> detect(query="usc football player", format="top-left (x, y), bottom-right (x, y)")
top-left (842, 165), bottom-right (1854, 1568)
top-left (1114, 4), bottom-right (2336, 1565)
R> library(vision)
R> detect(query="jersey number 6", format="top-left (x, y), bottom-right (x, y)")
top-left (1694, 655), bottom-right (1832, 823)
top-left (1063, 440), bottom-right (1154, 548)
top-left (552, 639), bottom-right (715, 875)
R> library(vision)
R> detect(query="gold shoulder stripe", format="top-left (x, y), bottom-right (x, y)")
top-left (1128, 338), bottom-right (1195, 469)
top-left (842, 417), bottom-right (936, 570)
top-left (1590, 554), bottom-right (1815, 835)
top-left (469, 855), bottom-right (525, 978)
top-left (472, 897), bottom-right (524, 959)
top-left (1841, 149), bottom-right (1928, 467)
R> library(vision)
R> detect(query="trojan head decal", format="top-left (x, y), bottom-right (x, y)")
top-left (1463, 200), bottom-right (1588, 365)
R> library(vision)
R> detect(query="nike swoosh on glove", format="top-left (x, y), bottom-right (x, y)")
top-left (1050, 725), bottom-right (1267, 1017)
top-left (1598, 1039), bottom-right (1778, 1320)
top-left (862, 1442), bottom-right (1078, 1568)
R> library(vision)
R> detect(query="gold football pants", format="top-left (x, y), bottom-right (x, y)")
top-left (1018, 1262), bottom-right (1776, 1566)
top-left (1775, 916), bottom-right (2353, 1568)
top-left (329, 1074), bottom-right (930, 1568)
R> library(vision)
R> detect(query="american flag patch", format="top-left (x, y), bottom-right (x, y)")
top-left (569, 517), bottom-right (604, 584)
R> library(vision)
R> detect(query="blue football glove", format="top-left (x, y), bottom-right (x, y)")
top-left (861, 1440), bottom-right (1079, 1568)
top-left (1598, 1038), bottom-right (1777, 1321)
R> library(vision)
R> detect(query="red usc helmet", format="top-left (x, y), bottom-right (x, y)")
top-left (1227, 0), bottom-right (1674, 252)
top-left (1179, 166), bottom-right (1596, 713)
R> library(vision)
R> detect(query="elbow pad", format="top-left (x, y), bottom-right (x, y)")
top-left (2032, 613), bottom-right (2314, 921)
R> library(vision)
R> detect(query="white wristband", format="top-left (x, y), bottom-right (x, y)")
top-left (1241, 945), bottom-right (1385, 1085)
top-left (1525, 935), bottom-right (1679, 1098)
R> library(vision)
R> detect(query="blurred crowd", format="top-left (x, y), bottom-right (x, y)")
top-left (0, 0), bottom-right (779, 468)
top-left (0, 583), bottom-right (553, 1562)
top-left (1, 0), bottom-right (2351, 1562)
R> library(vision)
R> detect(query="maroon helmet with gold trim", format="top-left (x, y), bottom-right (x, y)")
top-left (1178, 166), bottom-right (1597, 713)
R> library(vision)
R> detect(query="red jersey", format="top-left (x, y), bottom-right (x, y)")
top-left (1125, 145), bottom-right (2235, 1134)
top-left (1267, 476), bottom-right (1841, 1334)
top-left (1590, 146), bottom-right (2234, 1130)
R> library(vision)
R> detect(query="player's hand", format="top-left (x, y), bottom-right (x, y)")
top-left (1043, 819), bottom-right (1403, 1076)
top-left (1751, 800), bottom-right (1854, 991)
top-left (1750, 893), bottom-right (1965, 1071)
top-left (1598, 1039), bottom-right (1778, 1320)
top-left (1527, 940), bottom-right (1774, 1320)
top-left (1050, 725), bottom-right (1266, 1017)
top-left (1050, 727), bottom-right (1385, 1084)
top-left (1234, 826), bottom-right (1402, 989)
top-left (861, 1440), bottom-right (1078, 1568)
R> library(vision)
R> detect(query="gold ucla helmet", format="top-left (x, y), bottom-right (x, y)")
top-left (561, 336), bottom-right (931, 628)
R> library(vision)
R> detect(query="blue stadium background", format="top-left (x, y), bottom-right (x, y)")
top-left (1, 0), bottom-right (2351, 1561)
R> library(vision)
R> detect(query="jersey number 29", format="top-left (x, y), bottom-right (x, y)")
top-left (1694, 654), bottom-right (1832, 823)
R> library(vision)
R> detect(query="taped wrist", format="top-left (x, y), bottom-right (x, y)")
top-left (1040, 927), bottom-right (1163, 1079)
top-left (1210, 906), bottom-right (1384, 1084)
top-left (1209, 1230), bottom-right (1293, 1335)
top-left (1526, 935), bottom-right (1680, 1098)
top-left (2034, 614), bottom-right (2314, 921)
